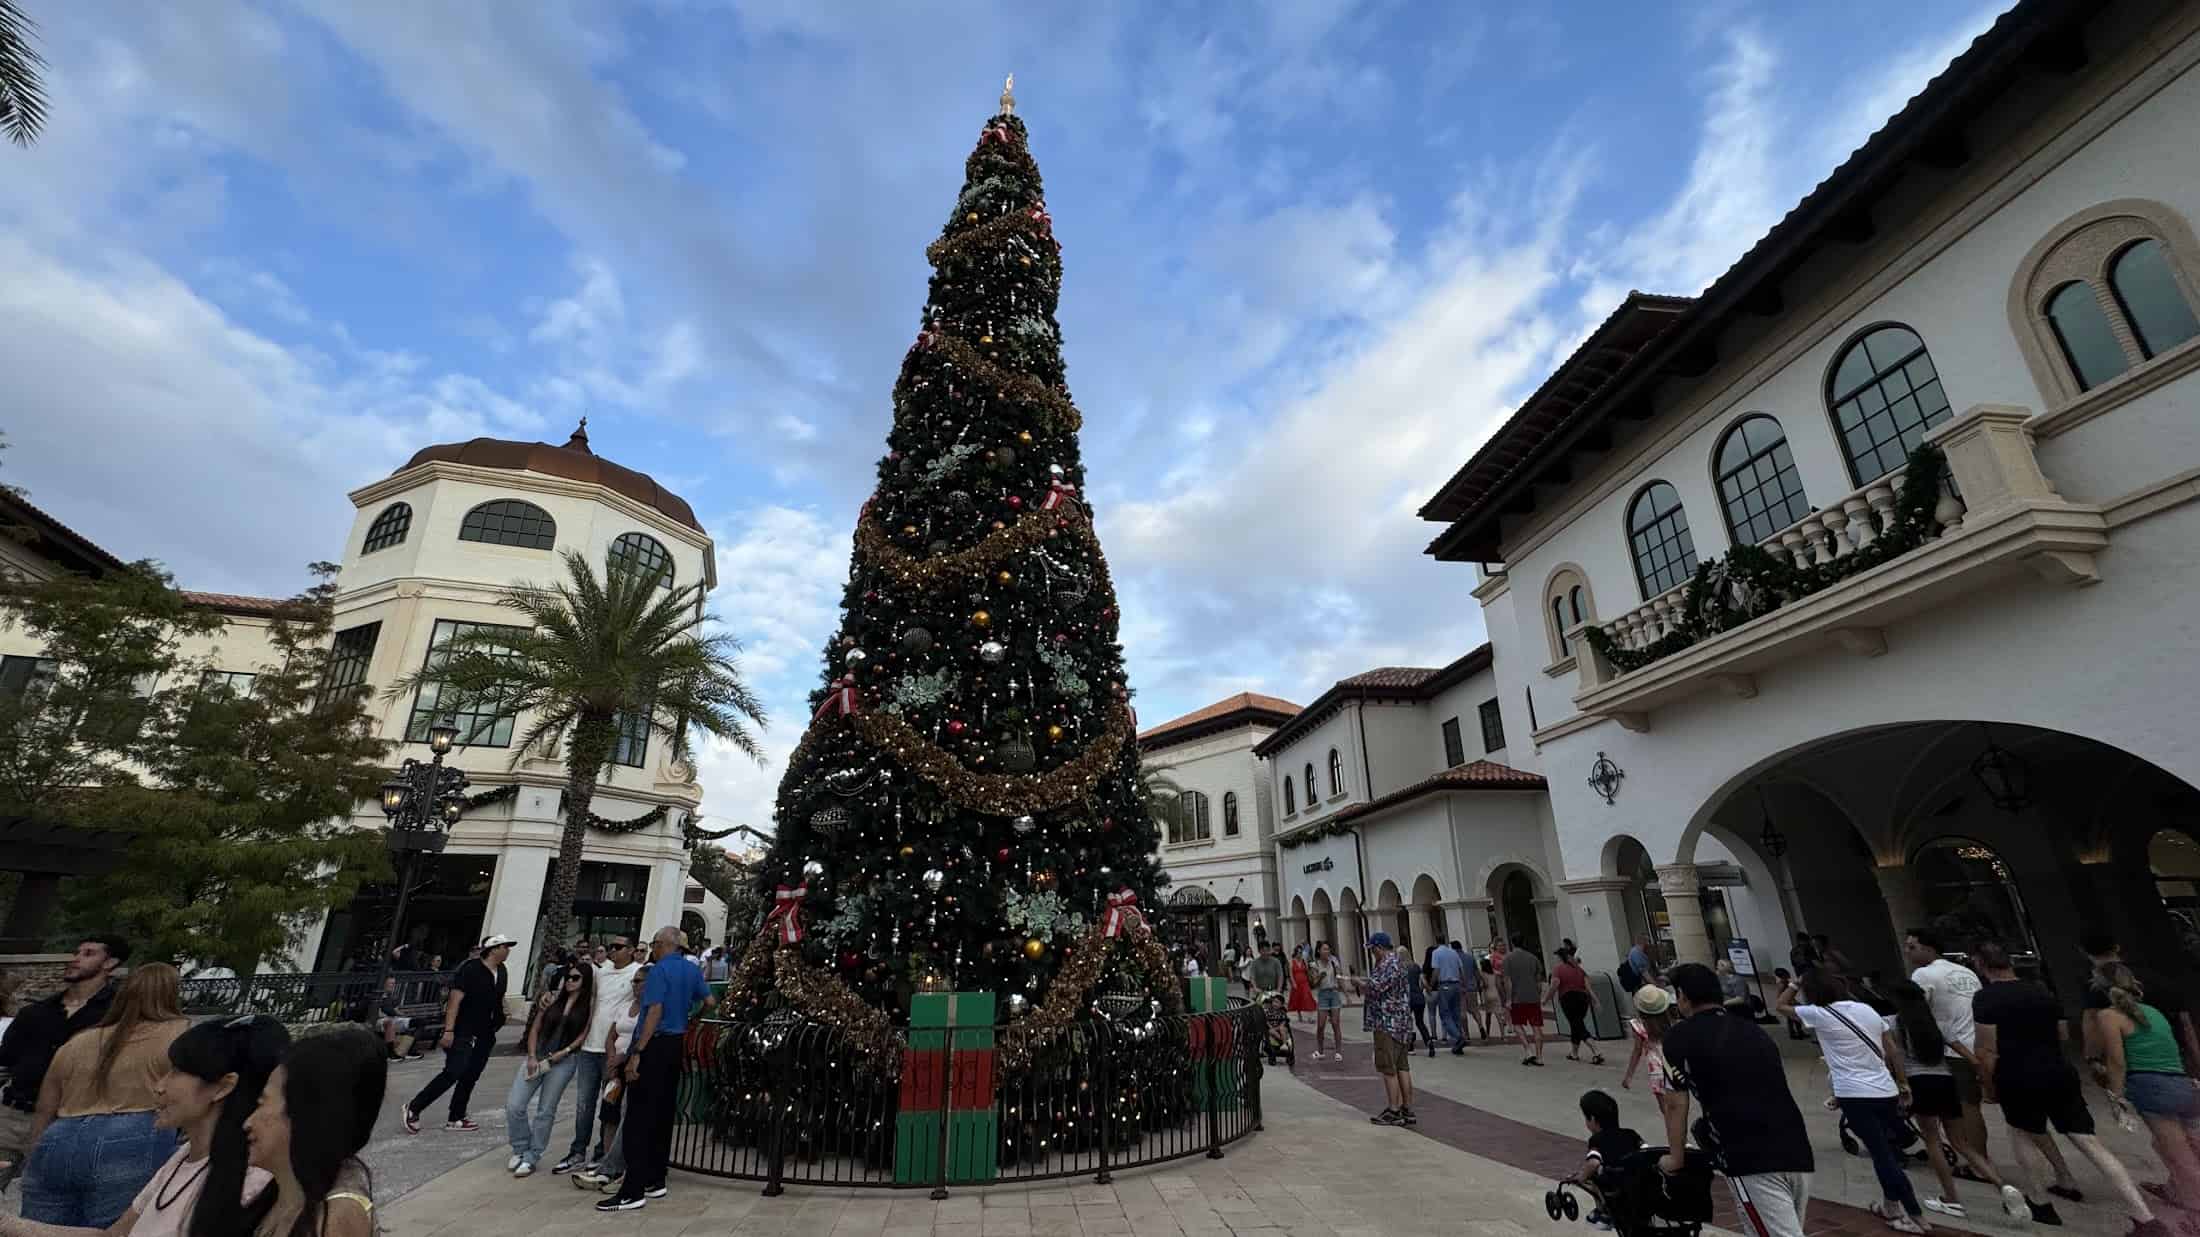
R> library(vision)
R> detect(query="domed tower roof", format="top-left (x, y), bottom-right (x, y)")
top-left (398, 419), bottom-right (701, 532)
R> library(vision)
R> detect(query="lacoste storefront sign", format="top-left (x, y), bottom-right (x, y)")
top-left (1301, 857), bottom-right (1334, 875)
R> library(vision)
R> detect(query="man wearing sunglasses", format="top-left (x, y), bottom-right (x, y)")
top-left (553, 935), bottom-right (640, 1175)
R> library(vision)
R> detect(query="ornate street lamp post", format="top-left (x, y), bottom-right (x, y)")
top-left (375, 717), bottom-right (469, 998)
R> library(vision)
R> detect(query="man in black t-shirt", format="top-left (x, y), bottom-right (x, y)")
top-left (403, 933), bottom-right (514, 1134)
top-left (1658, 963), bottom-right (1814, 1237)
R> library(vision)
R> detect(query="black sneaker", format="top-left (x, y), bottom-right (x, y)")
top-left (595, 1196), bottom-right (645, 1213)
top-left (1397, 1107), bottom-right (1419, 1126)
top-left (552, 1157), bottom-right (581, 1175)
top-left (1370, 1108), bottom-right (1401, 1126)
top-left (2030, 1202), bottom-right (2064, 1226)
top-left (643, 1185), bottom-right (667, 1200)
top-left (401, 1106), bottom-right (420, 1136)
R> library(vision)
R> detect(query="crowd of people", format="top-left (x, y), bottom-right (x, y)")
top-left (0, 935), bottom-right (388, 1237)
top-left (1248, 923), bottom-right (2198, 1237)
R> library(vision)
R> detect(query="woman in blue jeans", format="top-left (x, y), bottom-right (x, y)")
top-left (505, 964), bottom-right (594, 1176)
top-left (21, 965), bottom-right (189, 1227)
top-left (1780, 969), bottom-right (1926, 1234)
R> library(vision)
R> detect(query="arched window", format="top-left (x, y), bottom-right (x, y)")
top-left (362, 503), bottom-right (412, 554)
top-left (1626, 482), bottom-right (1698, 599)
top-left (2013, 202), bottom-right (2200, 406)
top-left (2045, 281), bottom-right (2129, 392)
top-left (1543, 568), bottom-right (1593, 662)
top-left (1303, 763), bottom-right (1317, 810)
top-left (458, 500), bottom-right (557, 550)
top-left (1327, 748), bottom-right (1343, 796)
top-left (1827, 324), bottom-right (1954, 484)
top-left (2110, 239), bottom-right (2200, 358)
top-left (608, 531), bottom-right (674, 589)
top-left (1181, 790), bottom-right (1211, 841)
top-left (1222, 791), bottom-right (1240, 836)
top-left (1283, 775), bottom-right (1296, 816)
top-left (1713, 415), bottom-right (1809, 546)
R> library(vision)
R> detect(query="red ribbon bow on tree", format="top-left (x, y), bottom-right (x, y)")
top-left (766, 883), bottom-right (808, 944)
top-left (981, 124), bottom-right (1013, 146)
top-left (1040, 479), bottom-right (1079, 512)
top-left (1028, 204), bottom-right (1051, 227)
top-left (813, 674), bottom-right (859, 721)
top-left (1102, 888), bottom-right (1145, 939)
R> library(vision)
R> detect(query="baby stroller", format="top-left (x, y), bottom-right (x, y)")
top-left (1548, 1148), bottom-right (1716, 1237)
top-left (1260, 990), bottom-right (1295, 1066)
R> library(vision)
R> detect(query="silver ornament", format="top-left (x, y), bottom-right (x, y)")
top-left (845, 647), bottom-right (869, 666)
top-left (1048, 463), bottom-right (1064, 476)
top-left (1012, 814), bottom-right (1036, 836)
top-left (978, 639), bottom-right (1006, 664)
top-left (802, 859), bottom-right (825, 879)
top-left (1006, 992), bottom-right (1029, 1016)
top-left (922, 868), bottom-right (945, 891)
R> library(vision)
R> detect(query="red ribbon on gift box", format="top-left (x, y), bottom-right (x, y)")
top-left (766, 882), bottom-right (808, 944)
top-left (1102, 888), bottom-right (1145, 939)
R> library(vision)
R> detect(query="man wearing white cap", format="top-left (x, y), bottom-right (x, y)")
top-left (403, 933), bottom-right (516, 1134)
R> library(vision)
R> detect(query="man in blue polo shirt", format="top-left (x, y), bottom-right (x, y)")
top-left (1430, 939), bottom-right (1469, 1053)
top-left (597, 925), bottom-right (711, 1213)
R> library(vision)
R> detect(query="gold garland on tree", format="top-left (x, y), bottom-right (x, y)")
top-left (901, 333), bottom-right (1082, 434)
top-left (854, 493), bottom-right (1097, 588)
top-left (998, 910), bottom-right (1182, 1072)
top-left (845, 698), bottom-right (1132, 816)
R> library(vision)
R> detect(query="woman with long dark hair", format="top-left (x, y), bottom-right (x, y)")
top-left (1887, 978), bottom-right (2027, 1222)
top-left (0, 1016), bottom-right (287, 1237)
top-left (241, 1028), bottom-right (384, 1237)
top-left (20, 965), bottom-right (191, 1227)
top-left (1778, 968), bottom-right (1925, 1234)
top-left (504, 963), bottom-right (595, 1176)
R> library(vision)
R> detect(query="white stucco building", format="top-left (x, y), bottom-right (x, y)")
top-left (1411, 0), bottom-right (2200, 998)
top-left (0, 424), bottom-right (713, 980)
top-left (1137, 693), bottom-right (1299, 962)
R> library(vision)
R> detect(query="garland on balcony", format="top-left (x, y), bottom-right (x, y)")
top-left (459, 783), bottom-right (521, 812)
top-left (1585, 443), bottom-right (1948, 676)
top-left (452, 781), bottom-right (673, 834)
top-left (1276, 820), bottom-right (1355, 851)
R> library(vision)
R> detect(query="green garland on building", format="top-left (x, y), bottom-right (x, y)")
top-left (1276, 820), bottom-right (1354, 851)
top-left (452, 781), bottom-right (672, 835)
top-left (1584, 443), bottom-right (1948, 676)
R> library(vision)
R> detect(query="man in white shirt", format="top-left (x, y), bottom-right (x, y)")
top-left (554, 935), bottom-right (644, 1175)
top-left (1903, 928), bottom-right (1990, 1166)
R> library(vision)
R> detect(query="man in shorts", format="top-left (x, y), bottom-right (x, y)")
top-left (1360, 932), bottom-right (1418, 1126)
top-left (1503, 934), bottom-right (1549, 1066)
top-left (1903, 928), bottom-right (1990, 1167)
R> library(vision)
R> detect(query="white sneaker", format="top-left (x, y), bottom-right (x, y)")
top-left (1922, 1198), bottom-right (1966, 1219)
top-left (507, 1154), bottom-right (521, 1172)
top-left (514, 1162), bottom-right (534, 1178)
top-left (2000, 1184), bottom-right (2029, 1222)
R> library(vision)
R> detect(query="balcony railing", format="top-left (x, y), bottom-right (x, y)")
top-left (179, 970), bottom-right (453, 1024)
top-left (1570, 405), bottom-right (2110, 728)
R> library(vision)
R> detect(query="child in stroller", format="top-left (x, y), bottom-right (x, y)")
top-left (1260, 988), bottom-right (1295, 1066)
top-left (1548, 1091), bottom-right (1716, 1237)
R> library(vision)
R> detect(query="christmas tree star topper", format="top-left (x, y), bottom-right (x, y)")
top-left (1000, 73), bottom-right (1015, 115)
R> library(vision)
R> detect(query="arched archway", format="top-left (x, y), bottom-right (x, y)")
top-left (1310, 888), bottom-right (1336, 960)
top-left (1411, 874), bottom-right (1446, 952)
top-left (1288, 893), bottom-right (1309, 956)
top-left (1480, 860), bottom-right (1554, 956)
top-left (1375, 879), bottom-right (1404, 950)
top-left (1339, 887), bottom-right (1365, 971)
top-left (1673, 720), bottom-right (2200, 992)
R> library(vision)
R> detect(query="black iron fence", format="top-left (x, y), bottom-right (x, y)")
top-left (178, 970), bottom-right (452, 1024)
top-left (669, 1001), bottom-right (1264, 1195)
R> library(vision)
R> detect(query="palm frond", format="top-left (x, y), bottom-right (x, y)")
top-left (0, 0), bottom-right (49, 147)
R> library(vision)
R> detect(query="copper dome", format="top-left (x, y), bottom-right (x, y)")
top-left (398, 421), bottom-right (701, 533)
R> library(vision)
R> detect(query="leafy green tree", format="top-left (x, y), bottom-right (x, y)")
top-left (388, 549), bottom-right (767, 954)
top-left (0, 1), bottom-right (48, 147)
top-left (2, 562), bottom-right (395, 969)
top-left (688, 841), bottom-right (764, 941)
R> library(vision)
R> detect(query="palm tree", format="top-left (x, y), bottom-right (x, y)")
top-left (388, 549), bottom-right (766, 952)
top-left (0, 1), bottom-right (49, 147)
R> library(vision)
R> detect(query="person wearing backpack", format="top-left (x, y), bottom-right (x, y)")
top-left (1620, 934), bottom-right (1654, 994)
top-left (1778, 969), bottom-right (1925, 1234)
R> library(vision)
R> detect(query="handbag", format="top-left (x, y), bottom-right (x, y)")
top-left (1819, 1003), bottom-right (1910, 1111)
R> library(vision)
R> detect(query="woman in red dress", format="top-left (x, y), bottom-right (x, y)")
top-left (1287, 945), bottom-right (1317, 1023)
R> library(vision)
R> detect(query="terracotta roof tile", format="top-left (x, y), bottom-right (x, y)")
top-left (1279, 759), bottom-right (1549, 843)
top-left (1137, 691), bottom-right (1302, 749)
top-left (180, 591), bottom-right (289, 618)
top-left (1335, 667), bottom-right (1442, 690)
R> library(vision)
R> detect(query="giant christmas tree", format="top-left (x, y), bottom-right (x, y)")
top-left (739, 80), bottom-right (1178, 1063)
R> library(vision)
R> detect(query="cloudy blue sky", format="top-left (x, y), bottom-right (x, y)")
top-left (2, 1), bottom-right (2004, 829)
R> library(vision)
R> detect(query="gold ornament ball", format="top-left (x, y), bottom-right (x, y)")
top-left (971, 609), bottom-right (992, 628)
top-left (966, 212), bottom-right (979, 223)
top-left (1046, 723), bottom-right (1065, 741)
top-left (1020, 255), bottom-right (1033, 267)
top-left (898, 845), bottom-right (915, 859)
top-left (996, 570), bottom-right (1014, 585)
top-left (1017, 430), bottom-right (1034, 444)
top-left (980, 334), bottom-right (994, 344)
top-left (901, 524), bottom-right (919, 537)
top-left (1022, 937), bottom-right (1046, 961)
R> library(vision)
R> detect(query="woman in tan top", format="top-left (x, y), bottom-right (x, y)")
top-left (21, 965), bottom-right (189, 1228)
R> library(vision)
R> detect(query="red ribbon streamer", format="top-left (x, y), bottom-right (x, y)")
top-left (1102, 888), bottom-right (1145, 939)
top-left (1040, 479), bottom-right (1079, 512)
top-left (766, 883), bottom-right (808, 944)
top-left (813, 674), bottom-right (858, 721)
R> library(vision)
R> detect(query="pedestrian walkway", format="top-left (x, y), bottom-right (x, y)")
top-left (382, 1059), bottom-right (1569, 1237)
top-left (1289, 1018), bottom-right (2163, 1236)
